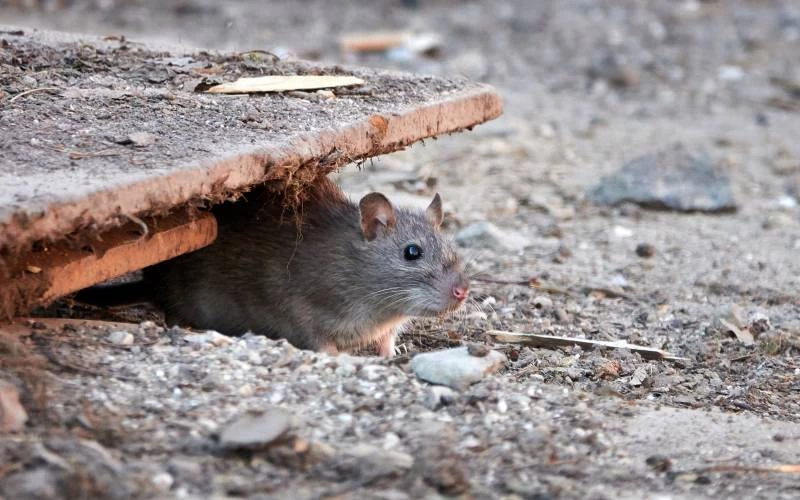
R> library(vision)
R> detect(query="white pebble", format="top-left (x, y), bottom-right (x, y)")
top-left (497, 399), bottom-right (508, 413)
top-left (151, 472), bottom-right (174, 491)
top-left (248, 351), bottom-right (263, 365)
top-left (612, 225), bottom-right (633, 238)
top-left (106, 331), bottom-right (134, 346)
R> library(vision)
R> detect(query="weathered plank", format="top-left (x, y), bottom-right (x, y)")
top-left (0, 26), bottom-right (503, 257)
top-left (1, 211), bottom-right (217, 317)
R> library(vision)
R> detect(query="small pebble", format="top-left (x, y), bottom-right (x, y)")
top-left (532, 295), bottom-right (553, 311)
top-left (635, 242), bottom-right (656, 258)
top-left (613, 225), bottom-right (634, 238)
top-left (107, 331), bottom-right (135, 346)
top-left (151, 472), bottom-right (174, 491)
top-left (467, 344), bottom-right (490, 357)
top-left (646, 455), bottom-right (673, 472)
top-left (247, 351), bottom-right (263, 365)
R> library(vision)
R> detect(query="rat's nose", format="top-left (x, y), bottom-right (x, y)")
top-left (451, 284), bottom-right (469, 301)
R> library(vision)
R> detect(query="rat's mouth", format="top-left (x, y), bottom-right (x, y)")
top-left (449, 296), bottom-right (468, 311)
top-left (413, 301), bottom-right (463, 317)
top-left (431, 296), bottom-right (468, 316)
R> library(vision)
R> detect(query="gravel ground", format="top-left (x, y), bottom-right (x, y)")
top-left (1, 1), bottom-right (799, 499)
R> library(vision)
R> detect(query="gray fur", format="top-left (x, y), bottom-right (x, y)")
top-left (142, 178), bottom-right (469, 355)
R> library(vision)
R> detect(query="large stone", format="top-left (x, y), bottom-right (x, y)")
top-left (588, 148), bottom-right (737, 212)
top-left (410, 347), bottom-right (506, 390)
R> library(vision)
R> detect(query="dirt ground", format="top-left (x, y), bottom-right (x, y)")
top-left (2, 1), bottom-right (799, 499)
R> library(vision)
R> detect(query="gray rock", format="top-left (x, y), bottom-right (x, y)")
top-left (588, 148), bottom-right (737, 212)
top-left (455, 221), bottom-right (530, 251)
top-left (334, 443), bottom-right (414, 483)
top-left (410, 347), bottom-right (507, 390)
top-left (219, 407), bottom-right (292, 450)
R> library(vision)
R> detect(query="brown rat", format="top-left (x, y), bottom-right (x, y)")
top-left (76, 177), bottom-right (469, 357)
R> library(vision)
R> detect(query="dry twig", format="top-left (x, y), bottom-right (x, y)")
top-left (487, 330), bottom-right (686, 361)
top-left (7, 87), bottom-right (60, 103)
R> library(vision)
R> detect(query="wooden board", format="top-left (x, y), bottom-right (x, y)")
top-left (1, 211), bottom-right (217, 317)
top-left (0, 26), bottom-right (502, 257)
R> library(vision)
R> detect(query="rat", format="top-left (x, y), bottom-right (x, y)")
top-left (75, 177), bottom-right (470, 357)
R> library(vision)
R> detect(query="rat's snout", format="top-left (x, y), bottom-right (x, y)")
top-left (452, 283), bottom-right (469, 301)
top-left (450, 274), bottom-right (470, 304)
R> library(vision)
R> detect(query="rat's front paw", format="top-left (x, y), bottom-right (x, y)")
top-left (376, 332), bottom-right (397, 358)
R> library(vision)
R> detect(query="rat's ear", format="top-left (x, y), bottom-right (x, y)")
top-left (359, 192), bottom-right (396, 241)
top-left (426, 193), bottom-right (443, 229)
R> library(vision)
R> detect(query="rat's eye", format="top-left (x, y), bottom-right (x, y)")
top-left (404, 244), bottom-right (423, 261)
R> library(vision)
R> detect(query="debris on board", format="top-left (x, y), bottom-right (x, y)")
top-left (205, 75), bottom-right (365, 94)
top-left (339, 31), bottom-right (441, 56)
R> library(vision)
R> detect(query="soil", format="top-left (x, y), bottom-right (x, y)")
top-left (1, 1), bottom-right (800, 499)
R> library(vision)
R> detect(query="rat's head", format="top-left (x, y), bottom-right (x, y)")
top-left (356, 191), bottom-right (469, 317)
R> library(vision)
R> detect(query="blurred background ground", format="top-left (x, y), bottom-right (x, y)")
top-left (1, 1), bottom-right (799, 499)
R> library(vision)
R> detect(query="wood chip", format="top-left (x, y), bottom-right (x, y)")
top-left (487, 330), bottom-right (686, 361)
top-left (718, 318), bottom-right (755, 346)
top-left (339, 32), bottom-right (410, 52)
top-left (339, 31), bottom-right (441, 55)
top-left (205, 75), bottom-right (364, 94)
top-left (682, 464), bottom-right (800, 475)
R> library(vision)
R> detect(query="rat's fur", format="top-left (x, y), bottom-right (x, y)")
top-left (77, 178), bottom-right (468, 357)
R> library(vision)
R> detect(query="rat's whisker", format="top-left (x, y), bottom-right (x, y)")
top-left (461, 248), bottom-right (489, 275)
top-left (363, 287), bottom-right (406, 298)
top-left (383, 294), bottom-right (415, 311)
top-left (467, 297), bottom-right (483, 318)
top-left (374, 292), bottom-right (410, 308)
